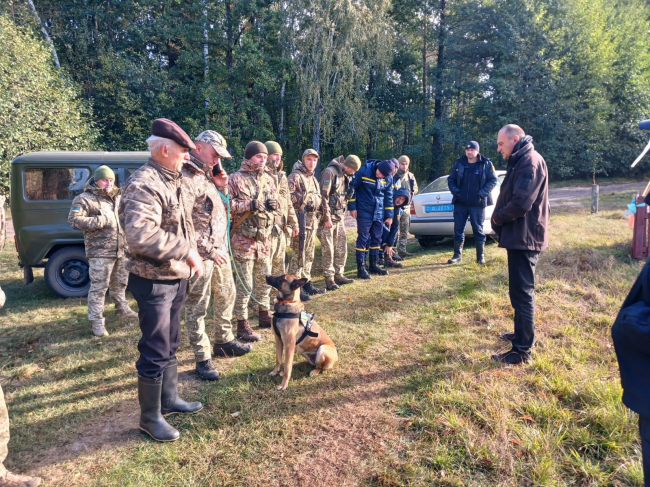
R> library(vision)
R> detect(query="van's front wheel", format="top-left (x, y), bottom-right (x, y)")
top-left (45, 246), bottom-right (90, 298)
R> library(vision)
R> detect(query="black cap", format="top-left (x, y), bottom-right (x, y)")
top-left (466, 141), bottom-right (480, 151)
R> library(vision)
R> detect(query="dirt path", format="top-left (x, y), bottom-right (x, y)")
top-left (548, 181), bottom-right (647, 203)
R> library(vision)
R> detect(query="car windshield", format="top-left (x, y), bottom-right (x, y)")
top-left (419, 176), bottom-right (450, 194)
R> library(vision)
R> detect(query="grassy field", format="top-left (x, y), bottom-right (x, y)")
top-left (0, 191), bottom-right (646, 486)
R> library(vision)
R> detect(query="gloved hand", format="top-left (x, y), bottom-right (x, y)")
top-left (265, 199), bottom-right (279, 211)
top-left (250, 199), bottom-right (262, 211)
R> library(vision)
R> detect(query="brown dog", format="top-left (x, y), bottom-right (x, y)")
top-left (265, 274), bottom-right (338, 390)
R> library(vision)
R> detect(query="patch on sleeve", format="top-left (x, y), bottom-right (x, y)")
top-left (71, 206), bottom-right (81, 212)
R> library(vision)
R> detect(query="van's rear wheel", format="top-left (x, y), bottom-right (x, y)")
top-left (45, 246), bottom-right (90, 298)
top-left (418, 237), bottom-right (443, 248)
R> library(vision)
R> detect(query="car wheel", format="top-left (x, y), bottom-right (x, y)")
top-left (45, 246), bottom-right (90, 298)
top-left (418, 237), bottom-right (443, 248)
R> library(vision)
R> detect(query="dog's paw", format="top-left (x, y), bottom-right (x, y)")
top-left (309, 368), bottom-right (323, 377)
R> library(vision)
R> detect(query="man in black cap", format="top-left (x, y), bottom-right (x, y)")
top-left (120, 118), bottom-right (204, 442)
top-left (447, 141), bottom-right (497, 265)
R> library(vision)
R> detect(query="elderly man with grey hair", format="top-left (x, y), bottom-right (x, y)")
top-left (119, 118), bottom-right (204, 442)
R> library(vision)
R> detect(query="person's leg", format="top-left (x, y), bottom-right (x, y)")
top-left (368, 220), bottom-right (388, 275)
top-left (449, 204), bottom-right (469, 263)
top-left (109, 255), bottom-right (136, 317)
top-left (87, 257), bottom-right (112, 335)
top-left (253, 257), bottom-right (272, 313)
top-left (168, 278), bottom-right (186, 362)
top-left (0, 385), bottom-right (8, 477)
top-left (184, 260), bottom-right (214, 363)
top-left (397, 209), bottom-right (411, 253)
top-left (640, 415), bottom-right (650, 486)
top-left (508, 249), bottom-right (539, 355)
top-left (355, 217), bottom-right (372, 261)
top-left (468, 206), bottom-right (486, 264)
top-left (318, 223), bottom-right (336, 281)
top-left (303, 227), bottom-right (317, 281)
top-left (288, 233), bottom-right (304, 278)
top-left (129, 273), bottom-right (176, 378)
top-left (270, 234), bottom-right (287, 276)
top-left (333, 219), bottom-right (349, 279)
top-left (233, 259), bottom-right (255, 321)
top-left (212, 260), bottom-right (236, 345)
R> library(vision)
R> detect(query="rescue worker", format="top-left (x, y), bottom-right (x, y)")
top-left (288, 149), bottom-right (325, 300)
top-left (317, 155), bottom-right (360, 291)
top-left (379, 186), bottom-right (411, 269)
top-left (347, 159), bottom-right (395, 279)
top-left (264, 141), bottom-right (298, 278)
top-left (120, 118), bottom-right (204, 442)
top-left (182, 131), bottom-right (252, 382)
top-left (447, 141), bottom-right (497, 265)
top-left (229, 142), bottom-right (278, 333)
top-left (68, 165), bottom-right (138, 337)
top-left (395, 156), bottom-right (419, 259)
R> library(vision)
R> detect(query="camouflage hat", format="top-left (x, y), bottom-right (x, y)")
top-left (265, 141), bottom-right (283, 156)
top-left (302, 149), bottom-right (319, 160)
top-left (195, 130), bottom-right (232, 159)
top-left (343, 155), bottom-right (361, 171)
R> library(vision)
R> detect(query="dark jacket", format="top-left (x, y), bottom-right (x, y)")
top-left (492, 136), bottom-right (549, 251)
top-left (382, 187), bottom-right (410, 248)
top-left (612, 260), bottom-right (650, 418)
top-left (447, 154), bottom-right (497, 208)
top-left (347, 160), bottom-right (394, 221)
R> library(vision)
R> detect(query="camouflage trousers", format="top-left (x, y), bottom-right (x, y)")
top-left (87, 256), bottom-right (130, 323)
top-left (397, 210), bottom-right (411, 253)
top-left (0, 385), bottom-right (8, 475)
top-left (317, 219), bottom-right (348, 280)
top-left (289, 227), bottom-right (316, 280)
top-left (233, 257), bottom-right (271, 320)
top-left (269, 232), bottom-right (287, 276)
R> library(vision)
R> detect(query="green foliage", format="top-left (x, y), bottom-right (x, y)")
top-left (0, 14), bottom-right (97, 196)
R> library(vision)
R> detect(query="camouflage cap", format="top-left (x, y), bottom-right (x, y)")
top-left (195, 130), bottom-right (232, 159)
top-left (302, 148), bottom-right (319, 160)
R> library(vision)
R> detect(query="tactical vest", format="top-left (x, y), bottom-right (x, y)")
top-left (237, 172), bottom-right (274, 242)
top-left (328, 173), bottom-right (348, 215)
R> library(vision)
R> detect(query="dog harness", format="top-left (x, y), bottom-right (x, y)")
top-left (272, 311), bottom-right (319, 345)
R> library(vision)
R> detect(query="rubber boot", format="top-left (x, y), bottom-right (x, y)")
top-left (357, 259), bottom-right (371, 279)
top-left (368, 256), bottom-right (389, 275)
top-left (448, 241), bottom-right (463, 264)
top-left (138, 375), bottom-right (180, 442)
top-left (377, 253), bottom-right (385, 266)
top-left (476, 241), bottom-right (486, 265)
top-left (160, 358), bottom-right (203, 416)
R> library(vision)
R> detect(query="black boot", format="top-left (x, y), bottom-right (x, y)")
top-left (300, 288), bottom-right (312, 301)
top-left (138, 375), bottom-right (180, 442)
top-left (304, 281), bottom-right (326, 295)
top-left (368, 255), bottom-right (389, 275)
top-left (385, 256), bottom-right (403, 268)
top-left (377, 253), bottom-right (385, 266)
top-left (476, 241), bottom-right (486, 264)
top-left (357, 259), bottom-right (371, 279)
top-left (448, 240), bottom-right (463, 264)
top-left (160, 358), bottom-right (203, 417)
top-left (196, 359), bottom-right (219, 380)
top-left (392, 254), bottom-right (404, 262)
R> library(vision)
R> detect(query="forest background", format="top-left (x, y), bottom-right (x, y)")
top-left (2, 0), bottom-right (650, 196)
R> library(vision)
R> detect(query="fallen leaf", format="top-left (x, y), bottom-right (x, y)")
top-left (231, 411), bottom-right (240, 418)
top-left (398, 298), bottom-right (402, 302)
top-left (510, 439), bottom-right (522, 445)
top-left (518, 415), bottom-right (535, 423)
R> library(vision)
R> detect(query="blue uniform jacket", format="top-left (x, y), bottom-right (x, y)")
top-left (382, 187), bottom-right (410, 248)
top-left (347, 160), bottom-right (394, 221)
top-left (447, 154), bottom-right (497, 207)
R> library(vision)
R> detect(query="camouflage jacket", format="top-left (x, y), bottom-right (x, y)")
top-left (396, 170), bottom-right (419, 206)
top-left (288, 161), bottom-right (322, 229)
top-left (320, 157), bottom-right (350, 224)
top-left (228, 158), bottom-right (278, 260)
top-left (68, 179), bottom-right (126, 258)
top-left (119, 158), bottom-right (195, 280)
top-left (267, 163), bottom-right (298, 236)
top-left (182, 155), bottom-right (229, 262)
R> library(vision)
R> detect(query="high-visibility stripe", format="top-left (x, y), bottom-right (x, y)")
top-left (348, 199), bottom-right (356, 202)
top-left (385, 206), bottom-right (394, 210)
top-left (355, 247), bottom-right (369, 252)
top-left (369, 246), bottom-right (382, 249)
top-left (362, 176), bottom-right (376, 183)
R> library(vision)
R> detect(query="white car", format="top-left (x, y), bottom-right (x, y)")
top-left (409, 170), bottom-right (507, 248)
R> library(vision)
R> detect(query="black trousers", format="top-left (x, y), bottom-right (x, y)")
top-left (641, 415), bottom-right (650, 487)
top-left (507, 249), bottom-right (540, 353)
top-left (453, 203), bottom-right (486, 244)
top-left (128, 273), bottom-right (187, 378)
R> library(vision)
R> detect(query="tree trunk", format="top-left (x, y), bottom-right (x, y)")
top-left (313, 106), bottom-right (322, 178)
top-left (226, 2), bottom-right (233, 71)
top-left (429, 0), bottom-right (447, 181)
top-left (422, 17), bottom-right (428, 136)
top-left (203, 0), bottom-right (209, 124)
top-left (27, 0), bottom-right (61, 70)
top-left (279, 81), bottom-right (285, 142)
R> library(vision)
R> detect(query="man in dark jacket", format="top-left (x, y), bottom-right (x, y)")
top-left (347, 159), bottom-right (395, 278)
top-left (491, 124), bottom-right (549, 365)
top-left (447, 141), bottom-right (497, 265)
top-left (379, 186), bottom-right (410, 268)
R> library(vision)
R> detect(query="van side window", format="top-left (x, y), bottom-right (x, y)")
top-left (25, 168), bottom-right (90, 201)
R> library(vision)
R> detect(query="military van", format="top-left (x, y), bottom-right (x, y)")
top-left (10, 151), bottom-right (149, 298)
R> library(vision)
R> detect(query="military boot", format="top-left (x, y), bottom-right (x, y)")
top-left (91, 318), bottom-right (109, 337)
top-left (161, 358), bottom-right (203, 416)
top-left (392, 254), bottom-right (404, 262)
top-left (399, 250), bottom-right (415, 258)
top-left (213, 339), bottom-right (253, 357)
top-left (325, 278), bottom-right (339, 291)
top-left (0, 469), bottom-right (41, 487)
top-left (237, 319), bottom-right (261, 342)
top-left (138, 375), bottom-right (179, 442)
top-left (299, 288), bottom-right (312, 301)
top-left (357, 259), bottom-right (371, 279)
top-left (448, 241), bottom-right (463, 264)
top-left (476, 241), bottom-right (486, 265)
top-left (368, 256), bottom-right (389, 275)
top-left (304, 281), bottom-right (326, 295)
top-left (334, 274), bottom-right (354, 286)
top-left (196, 359), bottom-right (219, 381)
top-left (258, 309), bottom-right (272, 328)
top-left (384, 256), bottom-right (403, 268)
top-left (116, 307), bottom-right (138, 321)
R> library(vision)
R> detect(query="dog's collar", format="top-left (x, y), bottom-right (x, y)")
top-left (276, 299), bottom-right (299, 304)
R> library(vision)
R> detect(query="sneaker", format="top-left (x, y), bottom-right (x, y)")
top-left (491, 349), bottom-right (531, 365)
top-left (196, 359), bottom-right (219, 380)
top-left (213, 339), bottom-right (253, 357)
top-left (500, 332), bottom-right (516, 342)
top-left (0, 469), bottom-right (41, 487)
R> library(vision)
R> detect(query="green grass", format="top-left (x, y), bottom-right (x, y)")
top-left (0, 192), bottom-right (646, 486)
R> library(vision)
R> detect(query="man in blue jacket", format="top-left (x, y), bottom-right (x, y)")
top-left (447, 141), bottom-right (497, 265)
top-left (348, 159), bottom-right (395, 279)
top-left (379, 186), bottom-right (410, 269)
